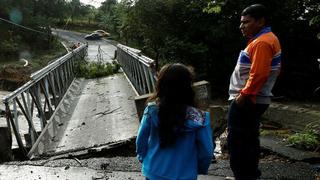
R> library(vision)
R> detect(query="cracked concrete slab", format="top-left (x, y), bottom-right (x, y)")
top-left (29, 74), bottom-right (139, 158)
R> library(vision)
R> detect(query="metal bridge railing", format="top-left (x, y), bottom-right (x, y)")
top-left (2, 44), bottom-right (87, 157)
top-left (116, 44), bottom-right (156, 95)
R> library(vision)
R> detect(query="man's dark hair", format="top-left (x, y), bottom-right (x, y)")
top-left (242, 4), bottom-right (269, 24)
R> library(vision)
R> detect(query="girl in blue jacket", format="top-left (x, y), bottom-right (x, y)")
top-left (136, 63), bottom-right (214, 180)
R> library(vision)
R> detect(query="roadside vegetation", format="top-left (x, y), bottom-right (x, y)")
top-left (287, 123), bottom-right (320, 152)
top-left (75, 61), bottom-right (121, 79)
top-left (1, 0), bottom-right (319, 100)
top-left (0, 39), bottom-right (66, 91)
top-left (261, 122), bottom-right (320, 152)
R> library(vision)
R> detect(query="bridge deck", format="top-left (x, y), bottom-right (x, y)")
top-left (30, 74), bottom-right (139, 157)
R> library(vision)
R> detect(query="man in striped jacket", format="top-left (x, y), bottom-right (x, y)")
top-left (227, 4), bottom-right (281, 180)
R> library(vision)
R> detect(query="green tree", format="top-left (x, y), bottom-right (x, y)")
top-left (84, 5), bottom-right (98, 24)
top-left (69, 0), bottom-right (82, 22)
top-left (97, 0), bottom-right (118, 34)
top-left (119, 0), bottom-right (320, 99)
top-left (114, 0), bottom-right (135, 44)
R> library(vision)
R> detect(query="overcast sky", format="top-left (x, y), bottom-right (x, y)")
top-left (80, 0), bottom-right (104, 8)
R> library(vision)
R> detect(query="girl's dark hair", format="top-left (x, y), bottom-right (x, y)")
top-left (149, 63), bottom-right (196, 148)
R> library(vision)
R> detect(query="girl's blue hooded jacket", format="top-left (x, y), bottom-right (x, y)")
top-left (136, 102), bottom-right (214, 180)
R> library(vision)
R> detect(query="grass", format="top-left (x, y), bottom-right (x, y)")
top-left (54, 20), bottom-right (102, 35)
top-left (0, 39), bottom-right (67, 72)
top-left (260, 121), bottom-right (320, 152)
top-left (0, 39), bottom-right (67, 90)
top-left (287, 123), bottom-right (320, 151)
top-left (29, 41), bottom-right (67, 71)
top-left (260, 129), bottom-right (292, 139)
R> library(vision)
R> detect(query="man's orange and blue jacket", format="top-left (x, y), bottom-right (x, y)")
top-left (229, 27), bottom-right (281, 104)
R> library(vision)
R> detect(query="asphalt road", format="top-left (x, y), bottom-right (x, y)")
top-left (52, 28), bottom-right (116, 63)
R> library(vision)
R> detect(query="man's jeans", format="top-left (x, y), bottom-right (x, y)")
top-left (227, 99), bottom-right (269, 180)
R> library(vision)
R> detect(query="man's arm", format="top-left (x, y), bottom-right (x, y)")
top-left (237, 41), bottom-right (273, 104)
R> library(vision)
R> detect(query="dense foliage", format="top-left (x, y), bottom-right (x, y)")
top-left (1, 0), bottom-right (319, 100)
top-left (0, 0), bottom-right (95, 58)
top-left (105, 0), bottom-right (320, 100)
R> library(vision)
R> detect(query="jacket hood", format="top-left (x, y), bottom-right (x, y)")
top-left (144, 102), bottom-right (209, 132)
top-left (184, 106), bottom-right (209, 131)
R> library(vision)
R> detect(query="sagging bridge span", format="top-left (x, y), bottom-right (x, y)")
top-left (1, 43), bottom-right (159, 160)
top-left (1, 31), bottom-right (210, 161)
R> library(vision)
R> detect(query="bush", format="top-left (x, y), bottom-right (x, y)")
top-left (75, 60), bottom-right (121, 79)
top-left (0, 39), bottom-right (19, 56)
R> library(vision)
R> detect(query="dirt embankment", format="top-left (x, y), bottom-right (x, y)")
top-left (0, 64), bottom-right (32, 91)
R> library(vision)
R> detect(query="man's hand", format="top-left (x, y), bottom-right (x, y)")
top-left (235, 94), bottom-right (247, 106)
